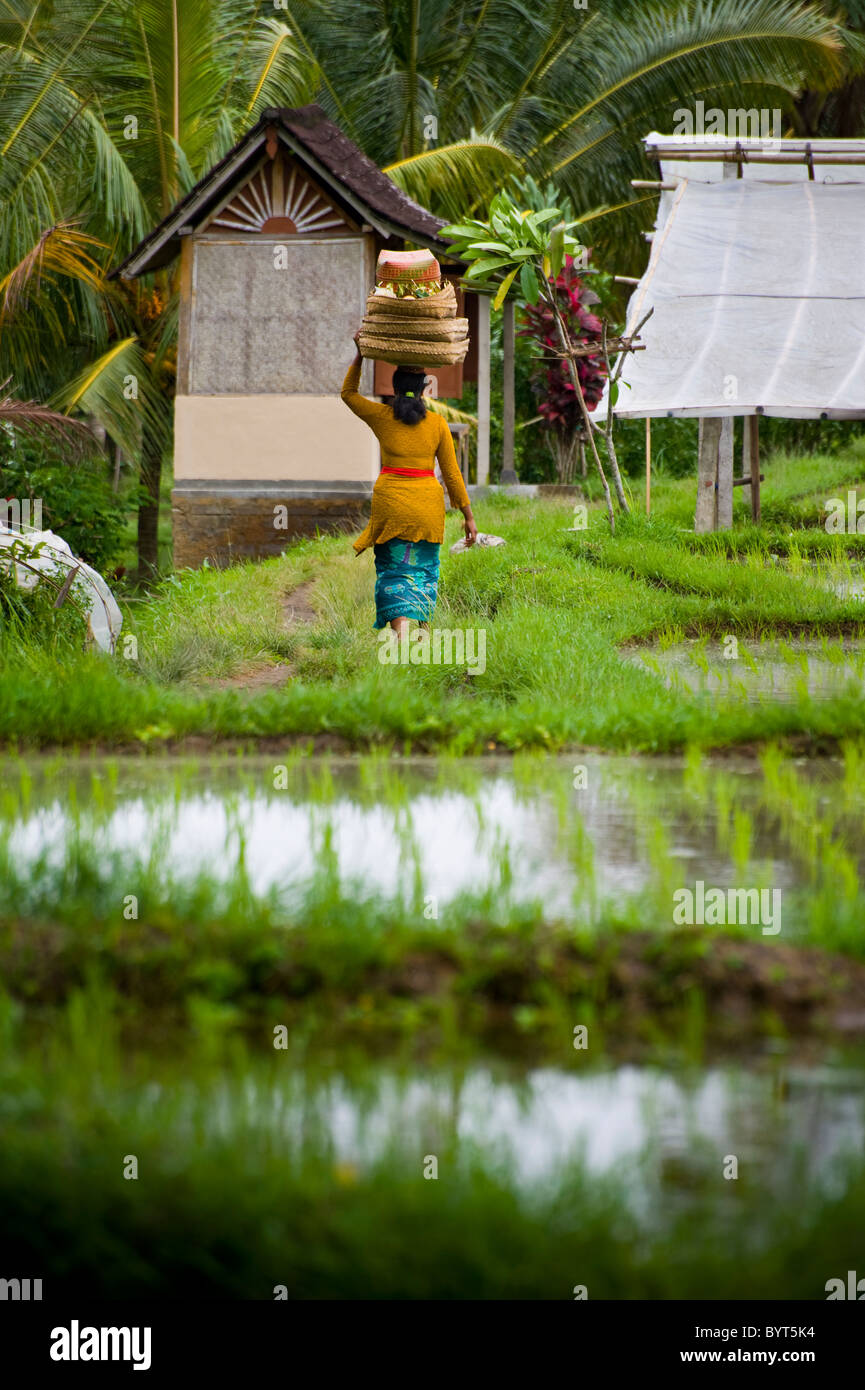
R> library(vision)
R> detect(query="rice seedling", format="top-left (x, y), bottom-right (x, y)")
top-left (3, 1013), bottom-right (865, 1299)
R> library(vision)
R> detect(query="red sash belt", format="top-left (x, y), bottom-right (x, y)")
top-left (381, 466), bottom-right (435, 478)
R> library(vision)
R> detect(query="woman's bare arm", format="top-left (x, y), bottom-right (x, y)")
top-left (340, 336), bottom-right (384, 422)
top-left (436, 419), bottom-right (477, 546)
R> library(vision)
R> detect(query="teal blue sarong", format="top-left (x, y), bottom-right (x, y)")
top-left (373, 538), bottom-right (440, 629)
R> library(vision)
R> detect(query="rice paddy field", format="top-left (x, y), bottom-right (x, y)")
top-left (2, 452), bottom-right (865, 1301)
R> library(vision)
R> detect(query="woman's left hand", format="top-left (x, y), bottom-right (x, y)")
top-left (464, 513), bottom-right (478, 547)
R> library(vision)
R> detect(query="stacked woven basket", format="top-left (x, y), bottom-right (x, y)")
top-left (357, 250), bottom-right (470, 369)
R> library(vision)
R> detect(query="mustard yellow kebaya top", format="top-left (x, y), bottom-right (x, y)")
top-left (341, 361), bottom-right (471, 554)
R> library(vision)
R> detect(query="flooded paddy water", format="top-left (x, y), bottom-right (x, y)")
top-left (3, 749), bottom-right (863, 938)
top-left (627, 636), bottom-right (865, 703)
top-left (2, 749), bottom-right (864, 1295)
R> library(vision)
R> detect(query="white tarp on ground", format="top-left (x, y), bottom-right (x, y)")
top-left (0, 526), bottom-right (123, 653)
top-left (602, 178), bottom-right (865, 420)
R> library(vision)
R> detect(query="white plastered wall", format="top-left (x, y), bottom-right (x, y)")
top-left (174, 395), bottom-right (379, 482)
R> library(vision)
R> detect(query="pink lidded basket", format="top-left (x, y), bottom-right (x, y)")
top-left (376, 249), bottom-right (441, 286)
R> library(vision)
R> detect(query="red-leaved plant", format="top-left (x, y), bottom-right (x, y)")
top-left (519, 256), bottom-right (607, 482)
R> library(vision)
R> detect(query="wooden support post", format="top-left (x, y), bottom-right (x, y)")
top-left (499, 298), bottom-right (517, 484)
top-left (645, 417), bottom-right (651, 515)
top-left (52, 565), bottom-right (80, 609)
top-left (272, 155), bottom-right (284, 215)
top-left (695, 418), bottom-right (722, 532)
top-left (716, 417), bottom-right (734, 529)
top-left (694, 418), bottom-right (734, 531)
top-left (749, 415), bottom-right (761, 522)
top-left (175, 234), bottom-right (194, 396)
top-left (476, 293), bottom-right (491, 486)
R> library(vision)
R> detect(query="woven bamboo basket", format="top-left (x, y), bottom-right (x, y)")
top-left (360, 315), bottom-right (469, 343)
top-left (365, 283), bottom-right (457, 319)
top-left (356, 333), bottom-right (469, 368)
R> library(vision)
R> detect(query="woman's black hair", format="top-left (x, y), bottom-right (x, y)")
top-left (391, 367), bottom-right (427, 424)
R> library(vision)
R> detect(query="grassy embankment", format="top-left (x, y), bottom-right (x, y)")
top-left (2, 450), bottom-right (865, 752)
top-left (2, 452), bottom-right (864, 1043)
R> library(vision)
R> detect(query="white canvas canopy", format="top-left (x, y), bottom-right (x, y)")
top-left (602, 135), bottom-right (865, 421)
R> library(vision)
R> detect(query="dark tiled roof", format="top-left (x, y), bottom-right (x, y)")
top-left (113, 105), bottom-right (450, 279)
top-left (278, 106), bottom-right (445, 242)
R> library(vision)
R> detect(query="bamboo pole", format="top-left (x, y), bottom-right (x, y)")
top-left (647, 148), bottom-right (865, 166)
top-left (645, 417), bottom-right (651, 515)
top-left (749, 415), bottom-right (761, 522)
top-left (476, 294), bottom-right (491, 486)
top-left (500, 299), bottom-right (517, 484)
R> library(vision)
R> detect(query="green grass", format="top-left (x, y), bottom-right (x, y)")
top-left (2, 450), bottom-right (865, 751)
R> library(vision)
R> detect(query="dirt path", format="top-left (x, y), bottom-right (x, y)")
top-left (280, 579), bottom-right (317, 626)
top-left (209, 579), bottom-right (318, 692)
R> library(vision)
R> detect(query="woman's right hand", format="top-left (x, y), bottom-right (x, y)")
top-left (464, 512), bottom-right (478, 547)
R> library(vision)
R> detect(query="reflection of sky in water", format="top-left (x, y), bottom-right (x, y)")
top-left (3, 755), bottom-right (837, 915)
top-left (10, 786), bottom-right (577, 911)
top-left (832, 576), bottom-right (865, 602)
top-left (629, 639), bottom-right (865, 704)
top-left (185, 1063), bottom-right (865, 1204)
top-left (6, 757), bottom-right (865, 1222)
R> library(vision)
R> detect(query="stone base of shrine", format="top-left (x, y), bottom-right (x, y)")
top-left (171, 480), bottom-right (372, 569)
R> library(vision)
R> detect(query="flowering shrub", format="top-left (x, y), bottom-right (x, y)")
top-left (519, 257), bottom-right (607, 480)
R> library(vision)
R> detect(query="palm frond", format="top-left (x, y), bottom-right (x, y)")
top-left (385, 136), bottom-right (522, 218)
top-left (51, 336), bottom-right (170, 462)
top-left (244, 17), bottom-right (320, 114)
top-left (0, 375), bottom-right (92, 454)
top-left (428, 398), bottom-right (477, 425)
top-left (0, 221), bottom-right (106, 322)
top-left (537, 0), bottom-right (845, 165)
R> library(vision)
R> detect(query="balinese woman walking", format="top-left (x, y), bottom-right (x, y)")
top-left (342, 336), bottom-right (477, 637)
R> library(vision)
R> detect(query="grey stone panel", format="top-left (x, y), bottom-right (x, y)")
top-left (190, 236), bottom-right (368, 396)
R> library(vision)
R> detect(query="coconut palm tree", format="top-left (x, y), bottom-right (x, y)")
top-left (277, 0), bottom-right (854, 262)
top-left (792, 3), bottom-right (865, 136)
top-left (0, 0), bottom-right (858, 571)
top-left (0, 0), bottom-right (319, 573)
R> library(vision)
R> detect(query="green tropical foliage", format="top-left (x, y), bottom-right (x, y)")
top-left (0, 0), bottom-right (860, 570)
top-left (279, 0), bottom-right (855, 251)
top-left (0, 434), bottom-right (128, 568)
top-left (444, 191), bottom-right (631, 525)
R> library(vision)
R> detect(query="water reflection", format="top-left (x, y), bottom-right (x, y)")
top-left (160, 1058), bottom-right (865, 1203)
top-left (1, 753), bottom-right (858, 918)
